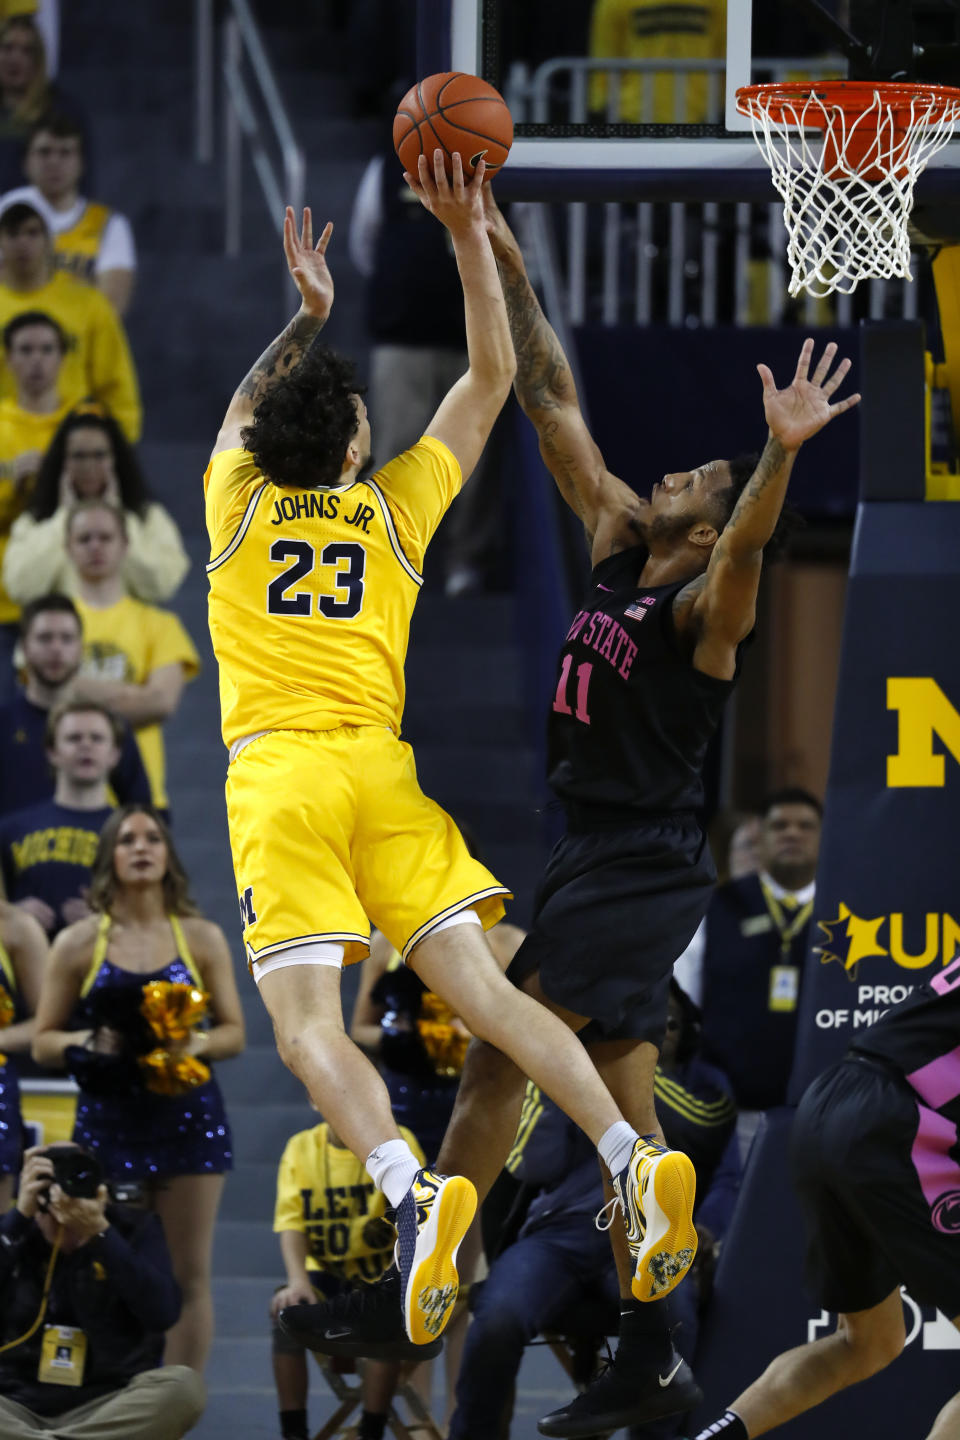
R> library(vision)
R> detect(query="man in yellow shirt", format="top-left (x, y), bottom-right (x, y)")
top-left (60, 499), bottom-right (198, 811)
top-left (0, 201), bottom-right (141, 440)
top-left (271, 1119), bottom-right (426, 1440)
top-left (4, 112), bottom-right (136, 315)
top-left (207, 162), bottom-right (652, 1362)
top-left (0, 308), bottom-right (69, 669)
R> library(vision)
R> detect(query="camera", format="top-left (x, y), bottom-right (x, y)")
top-left (43, 1145), bottom-right (103, 1200)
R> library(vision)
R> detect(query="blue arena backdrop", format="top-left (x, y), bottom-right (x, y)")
top-left (431, 0), bottom-right (960, 202)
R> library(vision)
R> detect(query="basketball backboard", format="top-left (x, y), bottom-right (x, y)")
top-left (447, 0), bottom-right (960, 200)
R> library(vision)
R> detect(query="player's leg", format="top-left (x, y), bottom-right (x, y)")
top-left (411, 925), bottom-right (624, 1152)
top-left (260, 960), bottom-right (476, 1350)
top-left (229, 733), bottom-right (475, 1349)
top-left (689, 1288), bottom-right (906, 1440)
top-left (258, 962), bottom-right (406, 1164)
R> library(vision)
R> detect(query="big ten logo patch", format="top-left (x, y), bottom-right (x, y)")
top-left (887, 678), bottom-right (960, 787)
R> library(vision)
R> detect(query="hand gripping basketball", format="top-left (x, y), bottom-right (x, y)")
top-left (758, 338), bottom-right (861, 451)
top-left (403, 148), bottom-right (486, 235)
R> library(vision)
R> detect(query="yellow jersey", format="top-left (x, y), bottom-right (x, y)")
top-left (589, 0), bottom-right (727, 124)
top-left (274, 1121), bottom-right (424, 1283)
top-left (0, 272), bottom-right (141, 441)
top-left (53, 201), bottom-right (111, 285)
top-left (205, 437), bottom-right (462, 749)
top-left (0, 396), bottom-right (70, 622)
top-left (73, 595), bottom-right (200, 810)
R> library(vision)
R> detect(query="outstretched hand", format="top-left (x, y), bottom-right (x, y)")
top-left (403, 149), bottom-right (485, 235)
top-left (758, 338), bottom-right (860, 451)
top-left (283, 206), bottom-right (334, 320)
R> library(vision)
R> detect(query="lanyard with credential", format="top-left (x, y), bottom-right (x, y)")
top-left (760, 881), bottom-right (813, 958)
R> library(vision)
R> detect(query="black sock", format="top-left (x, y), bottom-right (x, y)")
top-left (279, 1408), bottom-right (308, 1440)
top-left (692, 1411), bottom-right (748, 1440)
top-left (615, 1298), bottom-right (673, 1365)
top-left (357, 1410), bottom-right (388, 1440)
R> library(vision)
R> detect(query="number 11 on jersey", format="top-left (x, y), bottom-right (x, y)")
top-left (553, 656), bottom-right (593, 724)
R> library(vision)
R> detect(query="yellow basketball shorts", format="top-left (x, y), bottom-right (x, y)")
top-left (225, 726), bottom-right (510, 967)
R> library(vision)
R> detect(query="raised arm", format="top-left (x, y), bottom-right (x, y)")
top-left (210, 207), bottom-right (335, 460)
top-left (690, 338), bottom-right (860, 679)
top-left (407, 151), bottom-right (515, 481)
top-left (483, 190), bottom-right (641, 558)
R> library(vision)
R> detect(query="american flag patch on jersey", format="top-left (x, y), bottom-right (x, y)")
top-left (624, 597), bottom-right (656, 622)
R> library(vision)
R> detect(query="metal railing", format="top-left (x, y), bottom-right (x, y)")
top-left (193, 0), bottom-right (305, 260)
top-left (508, 56), bottom-right (919, 330)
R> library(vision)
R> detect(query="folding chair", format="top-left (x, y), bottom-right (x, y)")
top-left (311, 1353), bottom-right (443, 1440)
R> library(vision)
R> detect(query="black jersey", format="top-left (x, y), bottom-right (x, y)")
top-left (852, 950), bottom-right (960, 1129)
top-left (546, 545), bottom-right (738, 815)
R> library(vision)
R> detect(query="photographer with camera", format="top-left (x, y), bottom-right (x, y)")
top-left (0, 1143), bottom-right (205, 1440)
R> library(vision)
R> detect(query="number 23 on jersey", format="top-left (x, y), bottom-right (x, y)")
top-left (266, 539), bottom-right (366, 619)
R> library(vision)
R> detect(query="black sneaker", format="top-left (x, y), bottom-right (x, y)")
top-left (537, 1348), bottom-right (702, 1438)
top-left (278, 1269), bottom-right (443, 1362)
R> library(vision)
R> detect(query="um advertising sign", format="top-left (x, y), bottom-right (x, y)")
top-left (692, 498), bottom-right (960, 1440)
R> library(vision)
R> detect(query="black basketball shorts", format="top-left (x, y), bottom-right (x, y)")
top-left (791, 1054), bottom-right (960, 1318)
top-left (507, 812), bottom-right (715, 1045)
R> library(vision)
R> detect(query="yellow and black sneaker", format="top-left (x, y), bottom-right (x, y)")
top-left (607, 1137), bottom-right (698, 1302)
top-left (395, 1167), bottom-right (477, 1344)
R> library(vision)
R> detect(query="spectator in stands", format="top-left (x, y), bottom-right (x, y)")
top-left (57, 499), bottom-right (199, 814)
top-left (32, 805), bottom-right (245, 1371)
top-left (0, 1), bottom-right (59, 76)
top-left (0, 593), bottom-right (151, 818)
top-left (5, 111), bottom-right (136, 314)
top-left (677, 788), bottom-right (822, 1159)
top-left (4, 408), bottom-right (189, 606)
top-left (271, 1114), bottom-right (425, 1440)
top-left (0, 308), bottom-right (69, 683)
top-left (349, 125), bottom-right (502, 595)
top-left (0, 697), bottom-right (120, 936)
top-left (0, 15), bottom-right (86, 191)
top-left (0, 201), bottom-right (140, 439)
top-left (449, 993), bottom-right (738, 1440)
top-left (0, 896), bottom-right (46, 1210)
top-left (588, 0), bottom-right (727, 124)
top-left (0, 1143), bottom-right (206, 1439)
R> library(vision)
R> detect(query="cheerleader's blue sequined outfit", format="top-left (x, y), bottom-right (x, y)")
top-left (0, 936), bottom-right (23, 1175)
top-left (72, 913), bottom-right (233, 1181)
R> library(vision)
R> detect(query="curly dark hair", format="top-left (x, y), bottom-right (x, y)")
top-left (710, 452), bottom-right (805, 559)
top-left (241, 344), bottom-right (364, 489)
top-left (30, 409), bottom-right (151, 520)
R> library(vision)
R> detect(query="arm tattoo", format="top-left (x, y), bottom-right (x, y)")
top-left (236, 311), bottom-right (326, 406)
top-left (496, 256), bottom-right (572, 415)
top-left (714, 436), bottom-right (788, 556)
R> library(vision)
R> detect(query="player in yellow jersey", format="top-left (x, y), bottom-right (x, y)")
top-left (206, 154), bottom-right (655, 1358)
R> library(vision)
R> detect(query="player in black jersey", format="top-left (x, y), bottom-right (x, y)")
top-left (286, 192), bottom-right (860, 1434)
top-left (692, 954), bottom-right (960, 1440)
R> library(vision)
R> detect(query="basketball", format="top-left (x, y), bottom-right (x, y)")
top-left (393, 72), bottom-right (513, 182)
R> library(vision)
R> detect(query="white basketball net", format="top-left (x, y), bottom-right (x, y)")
top-left (738, 86), bottom-right (960, 297)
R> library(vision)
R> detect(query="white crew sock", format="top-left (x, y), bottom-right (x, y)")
top-left (365, 1139), bottom-right (421, 1208)
top-left (598, 1121), bottom-right (640, 1178)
